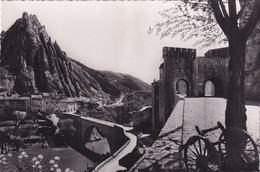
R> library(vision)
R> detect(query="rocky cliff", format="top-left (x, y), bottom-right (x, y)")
top-left (0, 12), bottom-right (151, 104)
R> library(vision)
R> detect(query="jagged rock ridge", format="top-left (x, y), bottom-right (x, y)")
top-left (0, 12), bottom-right (151, 102)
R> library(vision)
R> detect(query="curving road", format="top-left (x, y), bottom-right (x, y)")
top-left (97, 131), bottom-right (137, 172)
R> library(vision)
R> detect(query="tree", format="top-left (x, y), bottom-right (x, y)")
top-left (149, 0), bottom-right (260, 170)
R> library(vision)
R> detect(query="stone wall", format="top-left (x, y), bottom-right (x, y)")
top-left (133, 107), bottom-right (152, 133)
top-left (152, 45), bottom-right (260, 139)
top-left (152, 81), bottom-right (160, 135)
top-left (193, 55), bottom-right (229, 97)
top-left (245, 44), bottom-right (260, 100)
top-left (158, 63), bottom-right (165, 132)
top-left (136, 99), bottom-right (184, 171)
top-left (162, 47), bottom-right (196, 120)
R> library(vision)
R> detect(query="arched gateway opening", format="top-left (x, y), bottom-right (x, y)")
top-left (205, 80), bottom-right (215, 96)
top-left (204, 78), bottom-right (223, 97)
top-left (84, 126), bottom-right (111, 155)
top-left (176, 79), bottom-right (189, 96)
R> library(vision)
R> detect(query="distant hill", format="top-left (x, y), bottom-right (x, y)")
top-left (0, 12), bottom-right (151, 116)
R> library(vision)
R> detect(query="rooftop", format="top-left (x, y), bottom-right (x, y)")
top-left (31, 94), bottom-right (43, 99)
top-left (139, 106), bottom-right (152, 112)
top-left (59, 98), bottom-right (76, 103)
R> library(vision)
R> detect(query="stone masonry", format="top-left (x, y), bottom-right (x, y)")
top-left (152, 46), bottom-right (260, 136)
top-left (137, 99), bottom-right (184, 171)
top-left (136, 98), bottom-right (260, 171)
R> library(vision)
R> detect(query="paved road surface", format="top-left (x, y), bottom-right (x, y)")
top-left (98, 131), bottom-right (137, 172)
top-left (137, 98), bottom-right (260, 171)
top-left (182, 98), bottom-right (259, 144)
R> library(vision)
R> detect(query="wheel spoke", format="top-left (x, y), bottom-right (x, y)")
top-left (220, 147), bottom-right (226, 152)
top-left (204, 147), bottom-right (208, 156)
top-left (242, 152), bottom-right (255, 162)
top-left (198, 139), bottom-right (202, 155)
top-left (244, 149), bottom-right (255, 152)
top-left (185, 137), bottom-right (221, 172)
top-left (219, 139), bottom-right (225, 143)
top-left (219, 145), bottom-right (225, 150)
top-left (187, 152), bottom-right (197, 160)
top-left (193, 142), bottom-right (200, 155)
top-left (218, 136), bottom-right (226, 159)
top-left (203, 146), bottom-right (206, 156)
top-left (188, 145), bottom-right (198, 157)
top-left (247, 138), bottom-right (251, 143)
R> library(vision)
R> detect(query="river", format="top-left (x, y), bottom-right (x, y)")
top-left (85, 138), bottom-right (110, 155)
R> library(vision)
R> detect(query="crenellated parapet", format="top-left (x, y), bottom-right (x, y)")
top-left (205, 47), bottom-right (229, 58)
top-left (163, 47), bottom-right (196, 58)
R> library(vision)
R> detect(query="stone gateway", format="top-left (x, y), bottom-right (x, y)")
top-left (152, 46), bottom-right (260, 134)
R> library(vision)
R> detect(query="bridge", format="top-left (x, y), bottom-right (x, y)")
top-left (60, 113), bottom-right (131, 154)
top-left (59, 113), bottom-right (137, 170)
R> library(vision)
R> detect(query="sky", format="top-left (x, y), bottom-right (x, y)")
top-left (1, 1), bottom-right (226, 84)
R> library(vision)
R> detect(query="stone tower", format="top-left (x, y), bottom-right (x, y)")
top-left (153, 47), bottom-right (196, 133)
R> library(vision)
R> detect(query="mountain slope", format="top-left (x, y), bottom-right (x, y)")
top-left (0, 12), bottom-right (151, 104)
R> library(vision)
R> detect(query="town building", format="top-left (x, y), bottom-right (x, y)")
top-left (0, 98), bottom-right (9, 114)
top-left (0, 86), bottom-right (7, 98)
top-left (42, 93), bottom-right (57, 113)
top-left (30, 94), bottom-right (45, 113)
top-left (55, 98), bottom-right (77, 114)
top-left (9, 97), bottom-right (31, 112)
top-left (74, 97), bottom-right (91, 110)
top-left (0, 96), bottom-right (30, 113)
top-left (0, 94), bottom-right (80, 114)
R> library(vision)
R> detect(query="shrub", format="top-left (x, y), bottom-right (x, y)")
top-left (0, 151), bottom-right (74, 172)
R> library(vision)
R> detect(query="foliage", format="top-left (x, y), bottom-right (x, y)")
top-left (85, 164), bottom-right (97, 172)
top-left (148, 0), bottom-right (260, 49)
top-left (0, 153), bottom-right (10, 171)
top-left (148, 1), bottom-right (227, 48)
top-left (0, 151), bottom-right (74, 172)
top-left (17, 151), bottom-right (28, 171)
top-left (56, 119), bottom-right (76, 144)
top-left (149, 0), bottom-right (260, 170)
top-left (57, 119), bottom-right (76, 134)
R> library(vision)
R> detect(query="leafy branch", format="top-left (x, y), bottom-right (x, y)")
top-left (148, 1), bottom-right (228, 49)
